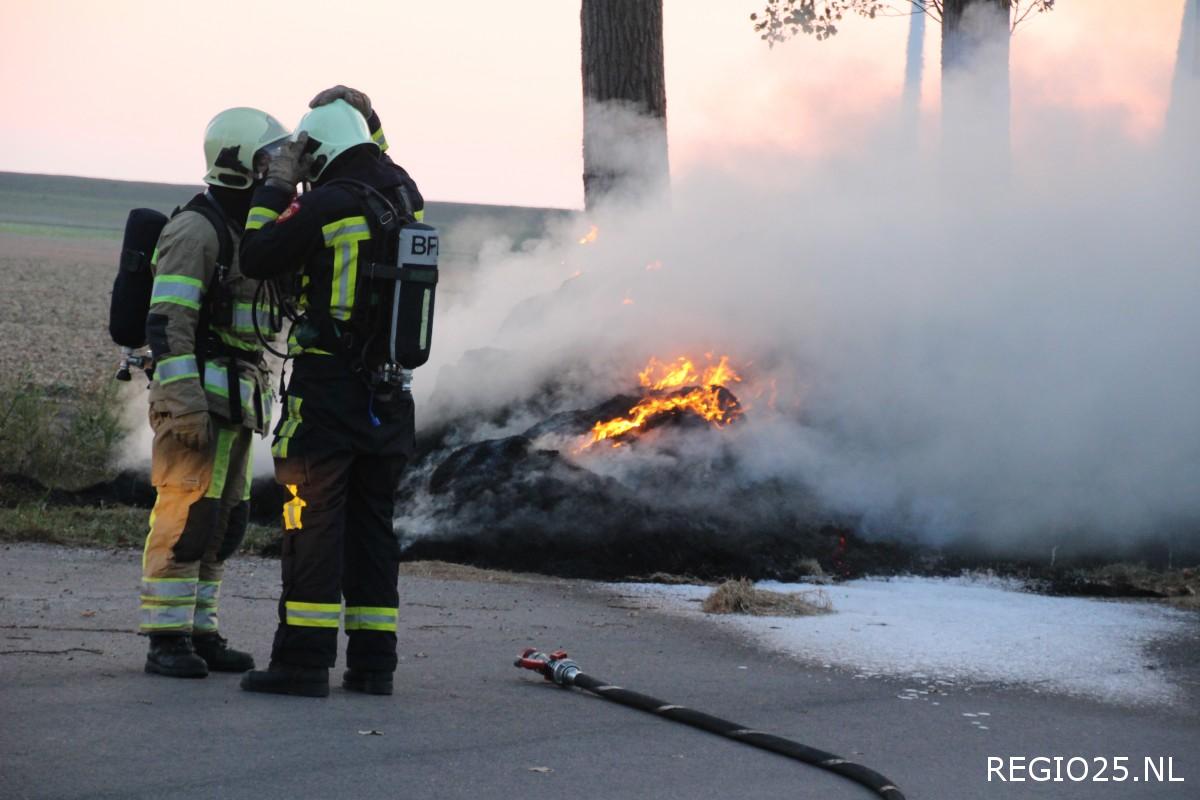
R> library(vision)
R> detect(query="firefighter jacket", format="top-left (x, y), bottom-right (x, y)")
top-left (146, 199), bottom-right (273, 434)
top-left (239, 111), bottom-right (424, 362)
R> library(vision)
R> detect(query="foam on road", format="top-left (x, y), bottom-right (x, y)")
top-left (618, 576), bottom-right (1193, 705)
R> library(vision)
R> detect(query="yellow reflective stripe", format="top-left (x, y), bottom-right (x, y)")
top-left (321, 216), bottom-right (370, 322)
top-left (282, 483), bottom-right (306, 530)
top-left (155, 354), bottom-right (199, 384)
top-left (413, 208), bottom-right (424, 222)
top-left (286, 601), bottom-right (341, 613)
top-left (201, 363), bottom-right (258, 418)
top-left (242, 446), bottom-right (253, 501)
top-left (344, 606), bottom-right (398, 632)
top-left (140, 604), bottom-right (194, 631)
top-left (196, 581), bottom-right (220, 606)
top-left (285, 600), bottom-right (340, 628)
top-left (278, 395), bottom-right (303, 438)
top-left (150, 275), bottom-right (204, 310)
top-left (246, 206), bottom-right (280, 231)
top-left (193, 607), bottom-right (219, 632)
top-left (273, 395), bottom-right (303, 458)
top-left (213, 329), bottom-right (260, 352)
top-left (419, 289), bottom-right (431, 350)
top-left (143, 504), bottom-right (158, 571)
top-left (204, 427), bottom-right (236, 499)
top-left (371, 126), bottom-right (388, 152)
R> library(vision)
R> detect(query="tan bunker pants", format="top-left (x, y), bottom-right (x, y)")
top-left (139, 410), bottom-right (253, 635)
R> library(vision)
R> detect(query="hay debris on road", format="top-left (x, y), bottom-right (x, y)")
top-left (702, 578), bottom-right (833, 617)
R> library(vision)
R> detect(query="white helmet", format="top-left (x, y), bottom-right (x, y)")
top-left (203, 107), bottom-right (290, 188)
top-left (294, 99), bottom-right (378, 181)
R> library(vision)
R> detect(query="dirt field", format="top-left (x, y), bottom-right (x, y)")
top-left (0, 232), bottom-right (118, 387)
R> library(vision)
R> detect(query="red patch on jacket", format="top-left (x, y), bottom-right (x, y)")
top-left (277, 199), bottom-right (302, 223)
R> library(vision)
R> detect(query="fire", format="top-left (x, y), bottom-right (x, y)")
top-left (637, 355), bottom-right (741, 391)
top-left (582, 355), bottom-right (743, 449)
top-left (578, 225), bottom-right (599, 245)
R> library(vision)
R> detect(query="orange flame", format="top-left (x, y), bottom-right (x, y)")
top-left (637, 355), bottom-right (742, 391)
top-left (582, 355), bottom-right (743, 449)
top-left (578, 225), bottom-right (599, 245)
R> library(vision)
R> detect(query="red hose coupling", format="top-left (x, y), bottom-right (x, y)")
top-left (515, 648), bottom-right (579, 686)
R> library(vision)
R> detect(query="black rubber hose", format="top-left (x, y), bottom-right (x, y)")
top-left (570, 671), bottom-right (905, 800)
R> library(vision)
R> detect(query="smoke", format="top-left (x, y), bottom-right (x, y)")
top-left (413, 95), bottom-right (1200, 558)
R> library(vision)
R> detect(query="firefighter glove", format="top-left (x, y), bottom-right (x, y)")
top-left (171, 411), bottom-right (213, 452)
top-left (265, 133), bottom-right (314, 192)
top-left (309, 85), bottom-right (372, 119)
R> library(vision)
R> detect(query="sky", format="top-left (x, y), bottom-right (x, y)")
top-left (0, 1), bottom-right (1187, 208)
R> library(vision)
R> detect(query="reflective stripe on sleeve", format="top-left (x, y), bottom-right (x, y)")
top-left (155, 354), bottom-right (200, 385)
top-left (245, 206), bottom-right (280, 231)
top-left (344, 606), bottom-right (398, 632)
top-left (285, 601), bottom-right (340, 628)
top-left (150, 275), bottom-right (205, 310)
top-left (413, 209), bottom-right (424, 222)
top-left (371, 127), bottom-right (388, 152)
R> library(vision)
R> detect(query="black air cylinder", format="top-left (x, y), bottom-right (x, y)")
top-left (109, 208), bottom-right (168, 347)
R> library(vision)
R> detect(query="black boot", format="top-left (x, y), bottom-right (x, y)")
top-left (145, 634), bottom-right (208, 678)
top-left (192, 633), bottom-right (255, 672)
top-left (342, 669), bottom-right (394, 696)
top-left (240, 663), bottom-right (329, 697)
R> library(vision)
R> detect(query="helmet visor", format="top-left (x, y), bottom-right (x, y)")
top-left (253, 136), bottom-right (290, 176)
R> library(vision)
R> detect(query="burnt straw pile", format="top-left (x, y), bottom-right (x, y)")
top-left (396, 360), bottom-right (913, 581)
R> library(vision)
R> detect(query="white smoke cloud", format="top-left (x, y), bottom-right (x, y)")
top-left (415, 96), bottom-right (1200, 554)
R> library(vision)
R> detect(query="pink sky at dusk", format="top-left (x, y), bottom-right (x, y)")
top-left (0, 1), bottom-right (1186, 208)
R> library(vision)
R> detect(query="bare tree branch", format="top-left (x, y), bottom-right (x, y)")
top-left (751, 0), bottom-right (1052, 44)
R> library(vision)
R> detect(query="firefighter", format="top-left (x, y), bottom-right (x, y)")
top-left (140, 107), bottom-right (287, 678)
top-left (239, 87), bottom-right (424, 697)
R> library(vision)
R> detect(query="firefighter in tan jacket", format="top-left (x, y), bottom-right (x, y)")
top-left (140, 107), bottom-right (286, 678)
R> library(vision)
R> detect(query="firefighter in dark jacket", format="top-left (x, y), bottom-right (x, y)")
top-left (141, 107), bottom-right (286, 678)
top-left (239, 87), bottom-right (424, 697)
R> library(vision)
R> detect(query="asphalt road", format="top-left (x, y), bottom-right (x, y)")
top-left (1, 543), bottom-right (1196, 800)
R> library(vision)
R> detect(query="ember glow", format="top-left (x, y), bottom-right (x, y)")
top-left (578, 225), bottom-right (599, 245)
top-left (582, 355), bottom-right (744, 449)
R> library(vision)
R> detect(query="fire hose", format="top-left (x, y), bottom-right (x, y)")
top-left (515, 649), bottom-right (905, 800)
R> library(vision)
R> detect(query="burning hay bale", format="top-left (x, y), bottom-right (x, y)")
top-left (701, 578), bottom-right (833, 617)
top-left (396, 352), bottom-right (914, 581)
top-left (580, 355), bottom-right (744, 449)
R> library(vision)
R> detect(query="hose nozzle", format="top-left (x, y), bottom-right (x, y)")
top-left (515, 648), bottom-right (580, 687)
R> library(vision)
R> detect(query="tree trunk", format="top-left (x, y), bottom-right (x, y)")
top-left (940, 0), bottom-right (1011, 178)
top-left (901, 4), bottom-right (926, 143)
top-left (580, 0), bottom-right (670, 209)
top-left (1167, 0), bottom-right (1199, 137)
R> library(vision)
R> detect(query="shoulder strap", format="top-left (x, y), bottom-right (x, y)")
top-left (323, 178), bottom-right (413, 235)
top-left (182, 193), bottom-right (235, 271)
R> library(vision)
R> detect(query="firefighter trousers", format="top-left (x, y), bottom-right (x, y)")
top-left (140, 410), bottom-right (253, 635)
top-left (266, 360), bottom-right (414, 672)
top-left (270, 449), bottom-right (407, 671)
